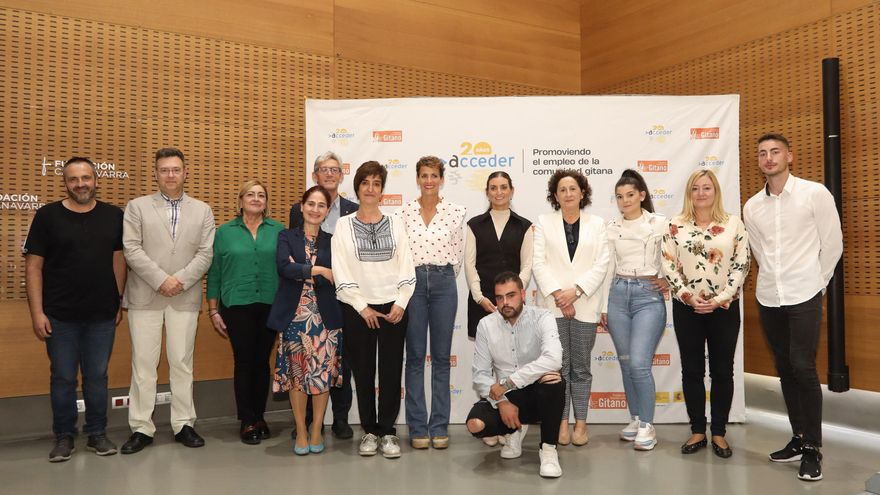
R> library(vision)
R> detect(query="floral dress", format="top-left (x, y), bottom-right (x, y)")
top-left (273, 237), bottom-right (342, 395)
top-left (660, 214), bottom-right (750, 308)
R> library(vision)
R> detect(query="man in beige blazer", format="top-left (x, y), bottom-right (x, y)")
top-left (120, 148), bottom-right (215, 454)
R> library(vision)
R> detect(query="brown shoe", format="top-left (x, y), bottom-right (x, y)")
top-left (572, 422), bottom-right (589, 446)
top-left (410, 437), bottom-right (430, 449)
top-left (558, 421), bottom-right (571, 446)
top-left (431, 436), bottom-right (449, 449)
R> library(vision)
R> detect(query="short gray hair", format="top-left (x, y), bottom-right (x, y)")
top-left (313, 151), bottom-right (342, 172)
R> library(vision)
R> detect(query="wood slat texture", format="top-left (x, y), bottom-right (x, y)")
top-left (0, 8), bottom-right (331, 397)
top-left (0, 0), bottom-right (335, 56)
top-left (591, 3), bottom-right (880, 391)
top-left (580, 0), bottom-right (876, 93)
top-left (335, 0), bottom-right (581, 93)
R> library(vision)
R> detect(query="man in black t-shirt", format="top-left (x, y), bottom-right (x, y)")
top-left (24, 157), bottom-right (126, 463)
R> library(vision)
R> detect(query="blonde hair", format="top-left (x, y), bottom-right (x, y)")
top-left (678, 169), bottom-right (728, 224)
top-left (237, 179), bottom-right (269, 218)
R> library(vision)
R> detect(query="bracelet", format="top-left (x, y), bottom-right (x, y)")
top-left (208, 310), bottom-right (218, 317)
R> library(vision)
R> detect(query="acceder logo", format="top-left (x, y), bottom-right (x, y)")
top-left (646, 125), bottom-right (673, 143)
top-left (650, 188), bottom-right (675, 208)
top-left (372, 130), bottom-right (403, 143)
top-left (328, 128), bottom-right (356, 146)
top-left (446, 141), bottom-right (515, 168)
top-left (690, 127), bottom-right (720, 139)
top-left (699, 155), bottom-right (725, 169)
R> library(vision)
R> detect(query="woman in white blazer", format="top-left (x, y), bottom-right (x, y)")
top-left (533, 169), bottom-right (609, 446)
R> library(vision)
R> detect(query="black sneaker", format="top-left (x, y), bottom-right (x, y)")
top-left (86, 434), bottom-right (118, 456)
top-left (797, 445), bottom-right (823, 481)
top-left (769, 436), bottom-right (803, 462)
top-left (48, 436), bottom-right (75, 463)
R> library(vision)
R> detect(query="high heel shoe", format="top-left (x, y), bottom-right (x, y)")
top-left (680, 436), bottom-right (707, 454)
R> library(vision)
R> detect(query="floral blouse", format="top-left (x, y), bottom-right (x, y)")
top-left (661, 214), bottom-right (750, 308)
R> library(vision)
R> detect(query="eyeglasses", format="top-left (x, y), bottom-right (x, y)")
top-left (317, 167), bottom-right (342, 176)
top-left (157, 168), bottom-right (184, 176)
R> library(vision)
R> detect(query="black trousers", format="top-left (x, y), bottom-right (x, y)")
top-left (220, 303), bottom-right (277, 425)
top-left (466, 380), bottom-right (565, 446)
top-left (759, 292), bottom-right (824, 447)
top-left (672, 299), bottom-right (740, 437)
top-left (342, 302), bottom-right (407, 437)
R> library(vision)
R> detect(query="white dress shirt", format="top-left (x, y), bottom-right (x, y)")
top-left (472, 305), bottom-right (562, 407)
top-left (743, 174), bottom-right (843, 307)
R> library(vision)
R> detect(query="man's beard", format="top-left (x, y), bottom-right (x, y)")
top-left (67, 186), bottom-right (96, 205)
top-left (500, 303), bottom-right (523, 322)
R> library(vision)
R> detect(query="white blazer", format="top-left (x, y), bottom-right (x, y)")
top-left (532, 210), bottom-right (610, 323)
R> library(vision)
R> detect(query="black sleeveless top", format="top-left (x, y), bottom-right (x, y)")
top-left (466, 209), bottom-right (532, 337)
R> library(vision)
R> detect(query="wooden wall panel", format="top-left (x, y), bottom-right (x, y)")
top-left (580, 0), bottom-right (877, 92)
top-left (0, 0), bottom-right (335, 56)
top-left (335, 0), bottom-right (580, 93)
top-left (593, 3), bottom-right (880, 391)
top-left (0, 8), bottom-right (331, 397)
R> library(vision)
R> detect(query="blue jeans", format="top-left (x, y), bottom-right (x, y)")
top-left (404, 264), bottom-right (458, 438)
top-left (606, 277), bottom-right (666, 424)
top-left (46, 317), bottom-right (116, 438)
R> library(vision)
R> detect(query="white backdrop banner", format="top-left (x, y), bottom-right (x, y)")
top-left (305, 95), bottom-right (743, 425)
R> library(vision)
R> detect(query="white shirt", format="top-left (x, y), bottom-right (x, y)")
top-left (472, 305), bottom-right (562, 407)
top-left (464, 209), bottom-right (534, 303)
top-left (743, 174), bottom-right (843, 307)
top-left (400, 198), bottom-right (466, 274)
top-left (601, 210), bottom-right (666, 311)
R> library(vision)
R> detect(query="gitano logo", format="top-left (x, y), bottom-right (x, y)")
top-left (328, 128), bottom-right (355, 146)
top-left (645, 125), bottom-right (673, 143)
top-left (446, 140), bottom-right (515, 169)
top-left (590, 392), bottom-right (628, 410)
top-left (380, 194), bottom-right (402, 207)
top-left (372, 130), bottom-right (403, 143)
top-left (690, 127), bottom-right (720, 139)
top-left (652, 354), bottom-right (671, 366)
top-left (1, 192), bottom-right (45, 211)
top-left (637, 160), bottom-right (668, 173)
top-left (41, 157), bottom-right (130, 179)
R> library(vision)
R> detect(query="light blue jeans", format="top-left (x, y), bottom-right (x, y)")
top-left (404, 264), bottom-right (458, 438)
top-left (606, 277), bottom-right (666, 424)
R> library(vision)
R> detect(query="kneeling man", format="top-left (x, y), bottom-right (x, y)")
top-left (466, 271), bottom-right (565, 478)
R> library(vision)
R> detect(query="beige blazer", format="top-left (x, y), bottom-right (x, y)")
top-left (532, 210), bottom-right (609, 323)
top-left (122, 192), bottom-right (215, 311)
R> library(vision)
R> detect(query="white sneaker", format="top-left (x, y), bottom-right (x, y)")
top-left (379, 435), bottom-right (401, 459)
top-left (620, 417), bottom-right (639, 441)
top-left (482, 435), bottom-right (499, 447)
top-left (538, 443), bottom-right (562, 478)
top-left (500, 425), bottom-right (528, 459)
top-left (359, 433), bottom-right (379, 456)
top-left (634, 423), bottom-right (657, 451)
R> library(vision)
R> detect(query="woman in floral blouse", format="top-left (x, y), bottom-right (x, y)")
top-left (661, 169), bottom-right (749, 459)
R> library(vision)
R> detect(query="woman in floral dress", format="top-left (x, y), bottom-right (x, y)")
top-left (661, 169), bottom-right (750, 459)
top-left (267, 185), bottom-right (343, 455)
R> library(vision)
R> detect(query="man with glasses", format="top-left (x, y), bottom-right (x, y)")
top-left (288, 151), bottom-right (359, 439)
top-left (120, 147), bottom-right (215, 454)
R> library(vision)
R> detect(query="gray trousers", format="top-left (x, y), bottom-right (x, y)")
top-left (556, 318), bottom-right (597, 421)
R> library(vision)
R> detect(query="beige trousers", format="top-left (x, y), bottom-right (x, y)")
top-left (127, 307), bottom-right (199, 436)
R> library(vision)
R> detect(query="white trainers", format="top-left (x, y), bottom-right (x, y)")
top-left (500, 425), bottom-right (528, 459)
top-left (379, 435), bottom-right (401, 459)
top-left (359, 433), bottom-right (379, 456)
top-left (620, 417), bottom-right (639, 441)
top-left (634, 423), bottom-right (657, 451)
top-left (482, 435), bottom-right (499, 447)
top-left (538, 443), bottom-right (562, 478)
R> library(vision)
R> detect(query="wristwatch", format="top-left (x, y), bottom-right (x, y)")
top-left (574, 286), bottom-right (584, 298)
top-left (503, 379), bottom-right (516, 393)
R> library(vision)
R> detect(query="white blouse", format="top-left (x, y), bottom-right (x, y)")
top-left (399, 198), bottom-right (466, 274)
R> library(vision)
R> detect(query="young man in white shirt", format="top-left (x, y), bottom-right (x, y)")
top-left (743, 133), bottom-right (843, 482)
top-left (466, 271), bottom-right (565, 478)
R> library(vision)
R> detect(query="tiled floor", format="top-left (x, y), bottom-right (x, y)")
top-left (1, 409), bottom-right (876, 495)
